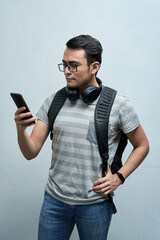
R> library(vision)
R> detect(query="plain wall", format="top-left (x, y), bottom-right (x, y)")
top-left (1, 0), bottom-right (160, 239)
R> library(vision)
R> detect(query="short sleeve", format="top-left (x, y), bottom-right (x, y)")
top-left (119, 96), bottom-right (140, 134)
top-left (36, 94), bottom-right (55, 125)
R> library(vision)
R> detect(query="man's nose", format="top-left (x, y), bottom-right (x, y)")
top-left (64, 66), bottom-right (71, 74)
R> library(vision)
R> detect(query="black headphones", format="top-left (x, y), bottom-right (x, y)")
top-left (65, 78), bottom-right (102, 103)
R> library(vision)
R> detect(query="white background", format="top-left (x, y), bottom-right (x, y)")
top-left (0, 0), bottom-right (160, 239)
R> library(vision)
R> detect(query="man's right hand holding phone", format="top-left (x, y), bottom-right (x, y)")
top-left (14, 107), bottom-right (36, 130)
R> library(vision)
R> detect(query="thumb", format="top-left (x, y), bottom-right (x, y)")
top-left (107, 165), bottom-right (112, 174)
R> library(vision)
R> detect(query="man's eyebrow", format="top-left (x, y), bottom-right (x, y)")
top-left (62, 60), bottom-right (80, 64)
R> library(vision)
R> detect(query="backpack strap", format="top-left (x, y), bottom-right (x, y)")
top-left (95, 86), bottom-right (117, 176)
top-left (48, 87), bottom-right (67, 140)
top-left (94, 86), bottom-right (117, 214)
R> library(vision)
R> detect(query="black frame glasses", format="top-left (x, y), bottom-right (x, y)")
top-left (58, 63), bottom-right (80, 72)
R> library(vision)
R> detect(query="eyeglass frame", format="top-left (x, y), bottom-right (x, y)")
top-left (58, 63), bottom-right (83, 73)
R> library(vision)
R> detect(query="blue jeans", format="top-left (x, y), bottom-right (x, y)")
top-left (38, 192), bottom-right (112, 240)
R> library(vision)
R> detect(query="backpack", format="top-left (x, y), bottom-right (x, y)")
top-left (48, 86), bottom-right (128, 213)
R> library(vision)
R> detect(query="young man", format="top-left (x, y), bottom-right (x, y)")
top-left (14, 35), bottom-right (149, 240)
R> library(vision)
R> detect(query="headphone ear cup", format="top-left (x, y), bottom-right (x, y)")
top-left (81, 86), bottom-right (99, 103)
top-left (66, 78), bottom-right (102, 103)
top-left (66, 87), bottom-right (79, 101)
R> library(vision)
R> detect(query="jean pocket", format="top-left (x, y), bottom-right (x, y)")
top-left (86, 120), bottom-right (97, 144)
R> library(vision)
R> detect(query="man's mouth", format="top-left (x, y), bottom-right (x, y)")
top-left (66, 77), bottom-right (74, 81)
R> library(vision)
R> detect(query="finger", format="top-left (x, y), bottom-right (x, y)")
top-left (15, 111), bottom-right (33, 122)
top-left (15, 107), bottom-right (26, 115)
top-left (101, 190), bottom-right (112, 195)
top-left (26, 121), bottom-right (36, 127)
top-left (93, 181), bottom-right (109, 190)
top-left (94, 186), bottom-right (111, 195)
top-left (93, 176), bottom-right (106, 186)
top-left (16, 116), bottom-right (36, 125)
top-left (107, 165), bottom-right (111, 173)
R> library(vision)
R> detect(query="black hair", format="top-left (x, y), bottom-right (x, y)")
top-left (66, 35), bottom-right (103, 66)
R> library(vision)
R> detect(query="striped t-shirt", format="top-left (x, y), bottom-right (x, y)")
top-left (36, 90), bottom-right (140, 205)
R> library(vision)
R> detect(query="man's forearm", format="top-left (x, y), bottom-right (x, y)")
top-left (17, 128), bottom-right (39, 160)
top-left (119, 125), bottom-right (150, 180)
top-left (119, 144), bottom-right (149, 180)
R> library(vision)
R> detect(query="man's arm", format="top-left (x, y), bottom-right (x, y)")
top-left (93, 125), bottom-right (149, 195)
top-left (15, 107), bottom-right (49, 160)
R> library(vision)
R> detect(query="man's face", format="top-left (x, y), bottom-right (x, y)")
top-left (62, 48), bottom-right (94, 91)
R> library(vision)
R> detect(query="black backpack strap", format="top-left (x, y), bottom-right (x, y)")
top-left (95, 86), bottom-right (117, 176)
top-left (95, 86), bottom-right (117, 214)
top-left (48, 87), bottom-right (67, 140)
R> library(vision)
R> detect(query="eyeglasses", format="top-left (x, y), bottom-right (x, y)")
top-left (58, 63), bottom-right (81, 72)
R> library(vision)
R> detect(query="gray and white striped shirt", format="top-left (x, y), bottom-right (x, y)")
top-left (36, 90), bottom-right (140, 205)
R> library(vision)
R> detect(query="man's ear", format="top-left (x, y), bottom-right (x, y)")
top-left (91, 62), bottom-right (101, 74)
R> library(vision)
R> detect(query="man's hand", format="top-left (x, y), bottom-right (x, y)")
top-left (14, 107), bottom-right (36, 130)
top-left (93, 166), bottom-right (122, 195)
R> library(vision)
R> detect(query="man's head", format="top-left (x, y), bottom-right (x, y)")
top-left (59, 35), bottom-right (103, 93)
top-left (66, 35), bottom-right (103, 66)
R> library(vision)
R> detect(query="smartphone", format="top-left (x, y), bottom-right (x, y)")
top-left (10, 93), bottom-right (35, 121)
